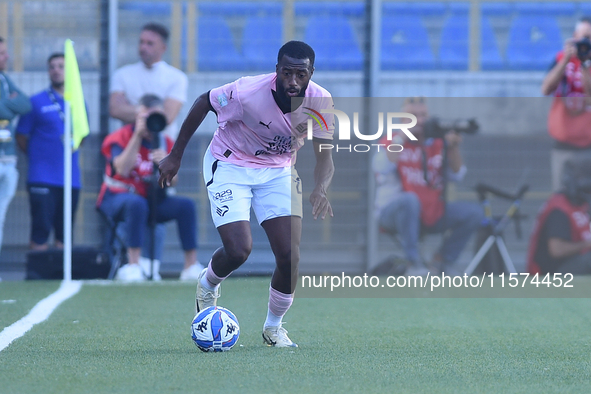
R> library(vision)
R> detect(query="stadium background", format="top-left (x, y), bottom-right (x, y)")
top-left (0, 0), bottom-right (579, 277)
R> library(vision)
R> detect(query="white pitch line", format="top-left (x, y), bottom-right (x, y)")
top-left (0, 280), bottom-right (82, 352)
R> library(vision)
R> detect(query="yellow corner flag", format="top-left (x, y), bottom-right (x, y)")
top-left (64, 39), bottom-right (89, 150)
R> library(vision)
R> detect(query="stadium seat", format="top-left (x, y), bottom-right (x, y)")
top-left (197, 16), bottom-right (245, 71)
top-left (481, 2), bottom-right (513, 16)
top-left (118, 1), bottom-right (171, 15)
top-left (382, 2), bottom-right (446, 16)
top-left (198, 2), bottom-right (282, 16)
top-left (243, 16), bottom-right (283, 71)
top-left (581, 3), bottom-right (591, 16)
top-left (515, 2), bottom-right (576, 16)
top-left (448, 2), bottom-right (470, 15)
top-left (295, 1), bottom-right (364, 16)
top-left (439, 15), bottom-right (504, 70)
top-left (304, 16), bottom-right (363, 71)
top-left (506, 16), bottom-right (563, 70)
top-left (381, 16), bottom-right (436, 70)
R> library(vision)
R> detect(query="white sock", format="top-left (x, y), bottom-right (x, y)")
top-left (264, 310), bottom-right (282, 329)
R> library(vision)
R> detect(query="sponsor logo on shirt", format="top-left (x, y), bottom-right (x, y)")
top-left (41, 104), bottom-right (61, 113)
top-left (217, 93), bottom-right (228, 107)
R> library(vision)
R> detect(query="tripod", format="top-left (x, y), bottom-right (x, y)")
top-left (464, 183), bottom-right (529, 276)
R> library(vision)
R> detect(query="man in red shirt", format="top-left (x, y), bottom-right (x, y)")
top-left (374, 97), bottom-right (483, 275)
top-left (528, 158), bottom-right (591, 275)
top-left (97, 95), bottom-right (201, 282)
top-left (542, 17), bottom-right (591, 191)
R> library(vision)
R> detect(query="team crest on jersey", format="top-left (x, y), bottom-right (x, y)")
top-left (217, 93), bottom-right (228, 107)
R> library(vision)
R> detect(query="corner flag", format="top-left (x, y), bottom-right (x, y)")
top-left (64, 39), bottom-right (89, 150)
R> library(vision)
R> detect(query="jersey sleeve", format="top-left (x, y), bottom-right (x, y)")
top-left (209, 80), bottom-right (242, 124)
top-left (545, 209), bottom-right (572, 241)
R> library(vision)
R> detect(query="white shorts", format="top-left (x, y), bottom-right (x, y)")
top-left (203, 148), bottom-right (303, 228)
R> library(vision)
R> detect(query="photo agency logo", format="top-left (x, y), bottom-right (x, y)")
top-left (304, 108), bottom-right (418, 152)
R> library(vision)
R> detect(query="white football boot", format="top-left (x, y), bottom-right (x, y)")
top-left (195, 268), bottom-right (220, 313)
top-left (262, 323), bottom-right (298, 348)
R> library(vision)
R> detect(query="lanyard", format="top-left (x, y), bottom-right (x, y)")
top-left (46, 87), bottom-right (65, 122)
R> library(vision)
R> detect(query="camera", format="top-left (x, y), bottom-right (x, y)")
top-left (576, 37), bottom-right (591, 61)
top-left (146, 112), bottom-right (167, 133)
top-left (423, 117), bottom-right (479, 139)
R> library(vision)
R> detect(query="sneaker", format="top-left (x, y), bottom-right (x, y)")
top-left (405, 262), bottom-right (430, 277)
top-left (180, 261), bottom-right (205, 281)
top-left (139, 257), bottom-right (161, 281)
top-left (195, 267), bottom-right (220, 313)
top-left (262, 323), bottom-right (298, 348)
top-left (115, 264), bottom-right (146, 282)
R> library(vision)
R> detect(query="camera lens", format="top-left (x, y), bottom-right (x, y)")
top-left (146, 113), bottom-right (167, 133)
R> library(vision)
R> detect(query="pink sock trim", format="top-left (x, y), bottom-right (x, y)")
top-left (268, 286), bottom-right (294, 318)
top-left (205, 260), bottom-right (229, 287)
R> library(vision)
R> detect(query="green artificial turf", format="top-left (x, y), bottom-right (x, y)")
top-left (1, 278), bottom-right (590, 393)
top-left (0, 281), bottom-right (61, 328)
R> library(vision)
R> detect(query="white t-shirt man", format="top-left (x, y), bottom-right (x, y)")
top-left (110, 60), bottom-right (188, 139)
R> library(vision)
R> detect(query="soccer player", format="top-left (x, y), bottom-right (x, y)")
top-left (158, 41), bottom-right (335, 347)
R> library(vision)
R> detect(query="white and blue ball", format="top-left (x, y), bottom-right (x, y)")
top-left (191, 306), bottom-right (240, 352)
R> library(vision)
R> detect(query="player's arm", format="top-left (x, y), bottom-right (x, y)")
top-left (109, 91), bottom-right (137, 124)
top-left (310, 138), bottom-right (335, 220)
top-left (158, 91), bottom-right (213, 187)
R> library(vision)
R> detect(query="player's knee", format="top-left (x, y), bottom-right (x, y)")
top-left (225, 244), bottom-right (251, 266)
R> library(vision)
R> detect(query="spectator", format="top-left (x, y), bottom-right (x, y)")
top-left (0, 36), bottom-right (31, 268)
top-left (97, 94), bottom-right (201, 282)
top-left (542, 17), bottom-right (591, 191)
top-left (109, 22), bottom-right (189, 279)
top-left (527, 158), bottom-right (591, 275)
top-left (16, 52), bottom-right (85, 250)
top-left (373, 97), bottom-right (483, 275)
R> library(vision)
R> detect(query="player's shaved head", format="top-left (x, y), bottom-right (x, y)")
top-left (278, 41), bottom-right (315, 70)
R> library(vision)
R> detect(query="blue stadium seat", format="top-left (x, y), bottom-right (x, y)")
top-left (198, 2), bottom-right (282, 16)
top-left (197, 16), bottom-right (245, 71)
top-left (295, 1), bottom-right (364, 16)
top-left (304, 16), bottom-right (363, 71)
top-left (515, 2), bottom-right (576, 16)
top-left (381, 16), bottom-right (436, 70)
top-left (481, 2), bottom-right (513, 16)
top-left (581, 3), bottom-right (591, 16)
top-left (243, 16), bottom-right (283, 71)
top-left (506, 16), bottom-right (563, 70)
top-left (119, 2), bottom-right (171, 15)
top-left (382, 2), bottom-right (446, 16)
top-left (449, 2), bottom-right (470, 15)
top-left (439, 15), bottom-right (504, 70)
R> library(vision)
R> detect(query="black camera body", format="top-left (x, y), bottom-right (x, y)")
top-left (423, 117), bottom-right (479, 139)
top-left (576, 37), bottom-right (591, 61)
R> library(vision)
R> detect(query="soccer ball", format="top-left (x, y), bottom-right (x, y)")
top-left (191, 306), bottom-right (240, 352)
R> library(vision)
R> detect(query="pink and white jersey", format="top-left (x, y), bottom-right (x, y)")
top-left (208, 73), bottom-right (334, 168)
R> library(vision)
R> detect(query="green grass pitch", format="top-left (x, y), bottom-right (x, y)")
top-left (1, 278), bottom-right (591, 393)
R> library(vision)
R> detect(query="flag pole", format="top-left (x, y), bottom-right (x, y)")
top-left (64, 101), bottom-right (72, 282)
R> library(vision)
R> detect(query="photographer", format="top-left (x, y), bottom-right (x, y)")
top-left (528, 157), bottom-right (591, 275)
top-left (373, 97), bottom-right (483, 275)
top-left (542, 17), bottom-right (591, 191)
top-left (97, 94), bottom-right (201, 282)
